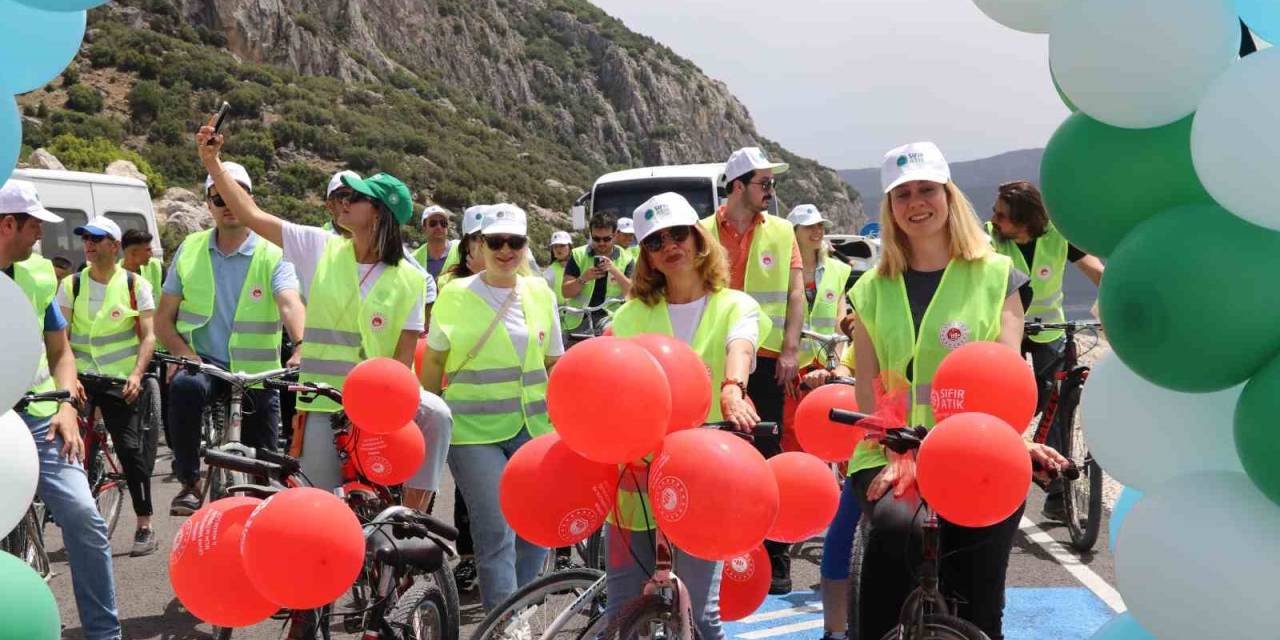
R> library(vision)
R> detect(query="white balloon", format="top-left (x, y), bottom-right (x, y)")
top-left (0, 272), bottom-right (43, 409)
top-left (1192, 48), bottom-right (1280, 230)
top-left (1081, 352), bottom-right (1243, 492)
top-left (971, 0), bottom-right (1067, 34)
top-left (1117, 472), bottom-right (1280, 639)
top-left (0, 410), bottom-right (40, 537)
top-left (1049, 0), bottom-right (1238, 129)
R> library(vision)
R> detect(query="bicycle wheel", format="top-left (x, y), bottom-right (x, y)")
top-left (2, 507), bottom-right (49, 578)
top-left (387, 566), bottom-right (460, 640)
top-left (208, 626), bottom-right (233, 639)
top-left (472, 568), bottom-right (607, 640)
top-left (602, 594), bottom-right (689, 640)
top-left (878, 614), bottom-right (989, 640)
top-left (1059, 389), bottom-right (1102, 552)
top-left (86, 438), bottom-right (125, 541)
top-left (847, 514), bottom-right (870, 638)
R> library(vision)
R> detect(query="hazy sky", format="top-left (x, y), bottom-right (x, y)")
top-left (590, 0), bottom-right (1071, 169)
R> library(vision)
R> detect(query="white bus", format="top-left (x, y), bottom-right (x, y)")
top-left (13, 168), bottom-right (163, 267)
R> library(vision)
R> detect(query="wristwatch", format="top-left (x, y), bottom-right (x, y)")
top-left (721, 378), bottom-right (748, 396)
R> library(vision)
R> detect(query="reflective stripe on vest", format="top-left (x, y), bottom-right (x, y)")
top-left (608, 288), bottom-right (769, 531)
top-left (435, 275), bottom-right (557, 444)
top-left (700, 213), bottom-right (795, 351)
top-left (987, 222), bottom-right (1068, 343)
top-left (562, 245), bottom-right (633, 331)
top-left (174, 229), bottom-right (285, 373)
top-left (847, 254), bottom-right (1011, 474)
top-left (299, 236), bottom-right (425, 412)
top-left (14, 257), bottom-right (59, 417)
top-left (801, 257), bottom-right (852, 366)
top-left (64, 268), bottom-right (140, 378)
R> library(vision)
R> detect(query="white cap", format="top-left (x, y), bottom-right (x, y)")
top-left (461, 205), bottom-right (489, 236)
top-left (723, 146), bottom-right (789, 184)
top-left (549, 230), bottom-right (572, 246)
top-left (633, 192), bottom-right (699, 243)
top-left (0, 179), bottom-right (62, 222)
top-left (205, 161), bottom-right (254, 193)
top-left (616, 217), bottom-right (635, 234)
top-left (326, 170), bottom-right (360, 198)
top-left (482, 203), bottom-right (528, 236)
top-left (74, 217), bottom-right (123, 242)
top-left (787, 204), bottom-right (830, 228)
top-left (421, 205), bottom-right (450, 222)
top-left (880, 142), bottom-right (950, 194)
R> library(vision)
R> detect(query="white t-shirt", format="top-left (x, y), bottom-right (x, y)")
top-left (666, 296), bottom-right (761, 352)
top-left (56, 270), bottom-right (156, 317)
top-left (427, 274), bottom-right (566, 363)
top-left (283, 222), bottom-right (426, 332)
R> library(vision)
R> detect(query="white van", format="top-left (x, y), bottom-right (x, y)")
top-left (12, 168), bottom-right (162, 267)
top-left (571, 163), bottom-right (779, 229)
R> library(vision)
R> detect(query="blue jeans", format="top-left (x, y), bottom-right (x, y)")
top-left (447, 428), bottom-right (547, 611)
top-left (820, 476), bottom-right (863, 580)
top-left (24, 412), bottom-right (121, 640)
top-left (168, 368), bottom-right (281, 486)
top-left (604, 524), bottom-right (724, 640)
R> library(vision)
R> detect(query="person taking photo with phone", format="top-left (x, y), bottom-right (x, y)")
top-left (561, 211), bottom-right (633, 333)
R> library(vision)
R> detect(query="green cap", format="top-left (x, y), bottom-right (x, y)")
top-left (342, 173), bottom-right (414, 225)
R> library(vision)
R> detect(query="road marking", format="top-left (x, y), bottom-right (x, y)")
top-left (738, 604), bottom-right (823, 624)
top-left (1018, 517), bottom-right (1126, 613)
top-left (735, 618), bottom-right (824, 639)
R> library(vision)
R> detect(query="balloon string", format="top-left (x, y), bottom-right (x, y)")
top-left (609, 464), bottom-right (656, 578)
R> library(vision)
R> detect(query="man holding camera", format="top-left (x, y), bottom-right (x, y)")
top-left (561, 212), bottom-right (634, 334)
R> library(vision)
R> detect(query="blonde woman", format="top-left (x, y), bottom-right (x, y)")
top-left (848, 142), bottom-right (1067, 640)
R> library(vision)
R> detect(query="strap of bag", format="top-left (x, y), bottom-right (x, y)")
top-left (448, 284), bottom-right (519, 378)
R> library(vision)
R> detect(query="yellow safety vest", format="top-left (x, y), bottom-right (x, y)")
top-left (14, 256), bottom-right (59, 417)
top-left (64, 268), bottom-right (141, 378)
top-left (563, 245), bottom-right (633, 331)
top-left (801, 257), bottom-right (852, 367)
top-left (700, 213), bottom-right (795, 351)
top-left (120, 257), bottom-right (163, 296)
top-left (987, 222), bottom-right (1069, 343)
top-left (546, 261), bottom-right (568, 304)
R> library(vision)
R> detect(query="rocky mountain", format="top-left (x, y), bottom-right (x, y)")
top-left (840, 148), bottom-right (1043, 222)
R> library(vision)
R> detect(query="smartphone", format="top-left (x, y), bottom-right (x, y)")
top-left (208, 101), bottom-right (231, 142)
top-left (594, 255), bottom-right (606, 268)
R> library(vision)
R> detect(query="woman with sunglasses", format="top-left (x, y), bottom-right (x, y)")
top-left (421, 204), bottom-right (563, 611)
top-left (848, 143), bottom-right (1067, 639)
top-left (195, 122), bottom-right (452, 515)
top-left (606, 192), bottom-right (769, 640)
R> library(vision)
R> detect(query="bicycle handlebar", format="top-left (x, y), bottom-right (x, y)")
top-left (559, 297), bottom-right (625, 315)
top-left (202, 448), bottom-right (290, 482)
top-left (1024, 319), bottom-right (1102, 335)
top-left (153, 352), bottom-right (297, 388)
top-left (78, 371), bottom-right (128, 387)
top-left (702, 421), bottom-right (779, 440)
top-left (15, 389), bottom-right (72, 412)
top-left (261, 378), bottom-right (343, 403)
top-left (800, 329), bottom-right (850, 346)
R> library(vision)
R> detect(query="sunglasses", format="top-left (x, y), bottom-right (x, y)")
top-left (591, 234), bottom-right (614, 243)
top-left (208, 194), bottom-right (227, 208)
top-left (484, 235), bottom-right (528, 251)
top-left (345, 192), bottom-right (373, 205)
top-left (81, 234), bottom-right (109, 244)
top-left (641, 225), bottom-right (692, 252)
top-left (749, 179), bottom-right (777, 192)
top-left (425, 219), bottom-right (448, 228)
top-left (328, 188), bottom-right (354, 202)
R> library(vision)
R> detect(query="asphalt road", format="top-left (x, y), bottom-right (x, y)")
top-left (40, 447), bottom-right (1121, 640)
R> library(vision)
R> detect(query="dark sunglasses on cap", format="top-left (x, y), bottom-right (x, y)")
top-left (425, 218), bottom-right (448, 228)
top-left (484, 235), bottom-right (528, 251)
top-left (81, 234), bottom-right (109, 243)
top-left (207, 194), bottom-right (227, 208)
top-left (328, 188), bottom-right (354, 202)
top-left (590, 234), bottom-right (614, 243)
top-left (641, 225), bottom-right (692, 252)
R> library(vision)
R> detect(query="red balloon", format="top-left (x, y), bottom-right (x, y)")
top-left (794, 384), bottom-right (867, 462)
top-left (916, 413), bottom-right (1032, 528)
top-left (169, 497), bottom-right (276, 628)
top-left (343, 357), bottom-right (421, 435)
top-left (602, 326), bottom-right (614, 337)
top-left (930, 342), bottom-right (1036, 431)
top-left (500, 433), bottom-right (618, 547)
top-left (241, 487), bottom-right (365, 609)
top-left (766, 452), bottom-right (840, 543)
top-left (628, 334), bottom-right (712, 433)
top-left (648, 429), bottom-right (779, 560)
top-left (414, 336), bottom-right (427, 374)
top-left (719, 544), bottom-right (771, 621)
top-left (547, 337), bottom-right (671, 464)
top-left (351, 421), bottom-right (425, 486)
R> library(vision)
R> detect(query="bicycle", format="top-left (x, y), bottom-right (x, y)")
top-left (1024, 319), bottom-right (1104, 552)
top-left (201, 424), bottom-right (460, 640)
top-left (473, 422), bottom-right (779, 640)
top-left (78, 370), bottom-right (159, 542)
top-left (154, 352), bottom-right (296, 505)
top-left (560, 297), bottom-right (624, 346)
top-left (1, 389), bottom-right (71, 579)
top-left (800, 328), bottom-right (852, 376)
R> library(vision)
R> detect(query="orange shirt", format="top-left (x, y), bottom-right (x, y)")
top-left (713, 206), bottom-right (801, 356)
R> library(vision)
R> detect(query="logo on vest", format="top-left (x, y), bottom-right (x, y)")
top-left (938, 320), bottom-right (970, 350)
top-left (824, 289), bottom-right (836, 303)
top-left (110, 308), bottom-right (123, 320)
top-left (538, 330), bottom-right (546, 345)
top-left (250, 286), bottom-right (264, 301)
top-left (557, 508), bottom-right (598, 542)
top-left (652, 476), bottom-right (689, 522)
top-left (725, 552), bottom-right (756, 582)
top-left (1037, 266), bottom-right (1052, 280)
top-left (370, 312), bottom-right (387, 331)
top-left (760, 251), bottom-right (776, 269)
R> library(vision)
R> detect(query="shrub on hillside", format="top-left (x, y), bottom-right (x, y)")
top-left (65, 85), bottom-right (104, 114)
top-left (45, 134), bottom-right (167, 196)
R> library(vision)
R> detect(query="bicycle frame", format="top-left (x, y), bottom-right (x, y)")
top-left (638, 530), bottom-right (696, 640)
top-left (1026, 323), bottom-right (1094, 452)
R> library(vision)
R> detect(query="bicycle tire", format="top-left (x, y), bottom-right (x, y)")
top-left (1059, 390), bottom-right (1102, 552)
top-left (471, 568), bottom-right (607, 640)
top-left (209, 626), bottom-right (233, 639)
top-left (602, 593), bottom-right (692, 640)
top-left (386, 568), bottom-right (459, 640)
top-left (879, 614), bottom-right (989, 640)
top-left (847, 513), bottom-right (870, 639)
top-left (85, 437), bottom-right (124, 541)
top-left (2, 507), bottom-right (50, 578)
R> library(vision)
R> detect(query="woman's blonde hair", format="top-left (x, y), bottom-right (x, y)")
top-left (876, 181), bottom-right (991, 279)
top-left (629, 225), bottom-right (729, 305)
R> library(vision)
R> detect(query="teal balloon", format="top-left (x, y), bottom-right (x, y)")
top-left (1090, 614), bottom-right (1155, 640)
top-left (1234, 353), bottom-right (1280, 506)
top-left (10, 0), bottom-right (105, 10)
top-left (1237, 0), bottom-right (1280, 44)
top-left (1099, 203), bottom-right (1280, 392)
top-left (1108, 487), bottom-right (1142, 552)
top-left (0, 1), bottom-right (86, 94)
top-left (1041, 112), bottom-right (1212, 257)
top-left (0, 96), bottom-right (18, 186)
top-left (0, 552), bottom-right (60, 639)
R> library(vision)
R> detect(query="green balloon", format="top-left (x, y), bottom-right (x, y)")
top-left (0, 553), bottom-right (60, 639)
top-left (1040, 113), bottom-right (1212, 258)
top-left (1100, 203), bottom-right (1280, 392)
top-left (1237, 354), bottom-right (1280, 506)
